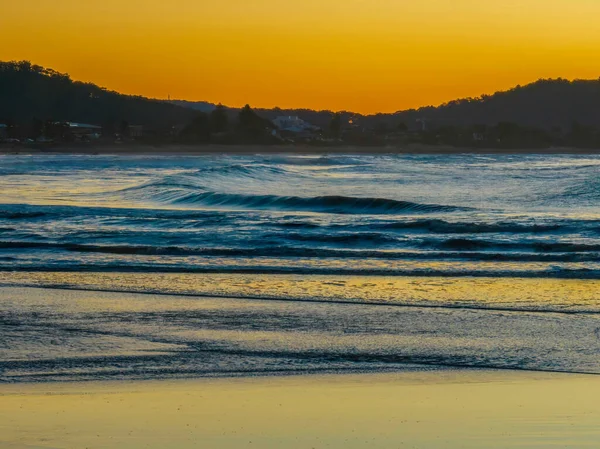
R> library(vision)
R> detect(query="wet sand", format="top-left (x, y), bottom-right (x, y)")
top-left (1, 370), bottom-right (599, 449)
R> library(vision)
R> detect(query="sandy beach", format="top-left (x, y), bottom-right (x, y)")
top-left (1, 284), bottom-right (600, 448)
top-left (1, 370), bottom-right (599, 449)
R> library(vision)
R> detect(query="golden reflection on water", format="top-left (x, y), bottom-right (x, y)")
top-left (2, 271), bottom-right (600, 311)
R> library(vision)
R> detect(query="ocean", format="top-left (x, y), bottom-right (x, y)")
top-left (1, 153), bottom-right (599, 381)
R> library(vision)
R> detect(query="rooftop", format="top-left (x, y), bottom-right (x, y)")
top-left (68, 122), bottom-right (102, 129)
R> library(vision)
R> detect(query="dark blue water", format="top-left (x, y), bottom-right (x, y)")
top-left (1, 153), bottom-right (600, 278)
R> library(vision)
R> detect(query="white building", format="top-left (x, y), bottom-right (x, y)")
top-left (273, 116), bottom-right (318, 133)
top-left (68, 122), bottom-right (102, 140)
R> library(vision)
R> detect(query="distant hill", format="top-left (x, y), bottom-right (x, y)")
top-left (389, 78), bottom-right (600, 130)
top-left (0, 61), bottom-right (196, 128)
top-left (2, 60), bottom-right (600, 135)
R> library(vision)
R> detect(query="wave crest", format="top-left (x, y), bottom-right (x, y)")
top-left (170, 192), bottom-right (467, 215)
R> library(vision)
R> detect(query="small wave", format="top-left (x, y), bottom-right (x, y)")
top-left (424, 238), bottom-right (600, 253)
top-left (171, 192), bottom-right (468, 215)
top-left (117, 176), bottom-right (204, 193)
top-left (0, 210), bottom-right (48, 220)
top-left (118, 165), bottom-right (291, 196)
top-left (117, 178), bottom-right (466, 215)
top-left (0, 204), bottom-right (242, 224)
top-left (2, 241), bottom-right (599, 262)
top-left (2, 263), bottom-right (600, 280)
top-left (193, 163), bottom-right (290, 177)
top-left (272, 232), bottom-right (398, 245)
top-left (377, 219), bottom-right (565, 234)
top-left (267, 155), bottom-right (369, 167)
top-left (274, 221), bottom-right (322, 229)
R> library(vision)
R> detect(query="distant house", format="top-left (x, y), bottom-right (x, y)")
top-left (68, 122), bottom-right (102, 140)
top-left (129, 125), bottom-right (144, 138)
top-left (273, 116), bottom-right (319, 133)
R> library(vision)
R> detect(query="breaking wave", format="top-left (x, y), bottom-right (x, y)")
top-left (118, 179), bottom-right (468, 214)
top-left (170, 192), bottom-right (468, 214)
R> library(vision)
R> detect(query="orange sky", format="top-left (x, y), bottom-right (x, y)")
top-left (2, 0), bottom-right (600, 114)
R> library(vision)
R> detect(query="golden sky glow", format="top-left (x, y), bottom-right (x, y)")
top-left (2, 0), bottom-right (600, 113)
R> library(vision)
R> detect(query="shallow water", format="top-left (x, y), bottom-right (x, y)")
top-left (2, 287), bottom-right (600, 382)
top-left (1, 153), bottom-right (600, 381)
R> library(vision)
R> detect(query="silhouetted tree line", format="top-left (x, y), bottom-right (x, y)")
top-left (179, 78), bottom-right (600, 136)
top-left (0, 61), bottom-right (196, 140)
top-left (172, 78), bottom-right (600, 148)
top-left (2, 60), bottom-right (600, 148)
top-left (359, 78), bottom-right (600, 134)
top-left (178, 104), bottom-right (278, 144)
top-left (402, 121), bottom-right (600, 149)
top-left (0, 61), bottom-right (281, 144)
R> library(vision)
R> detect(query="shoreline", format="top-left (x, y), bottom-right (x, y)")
top-left (3, 275), bottom-right (600, 316)
top-left (0, 367), bottom-right (590, 392)
top-left (2, 285), bottom-right (599, 383)
top-left (2, 142), bottom-right (600, 155)
top-left (2, 370), bottom-right (599, 449)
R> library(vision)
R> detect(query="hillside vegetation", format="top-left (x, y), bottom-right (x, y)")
top-left (2, 60), bottom-right (600, 148)
top-left (0, 61), bottom-right (196, 130)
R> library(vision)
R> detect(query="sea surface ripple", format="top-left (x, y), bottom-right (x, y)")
top-left (1, 153), bottom-right (600, 381)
